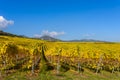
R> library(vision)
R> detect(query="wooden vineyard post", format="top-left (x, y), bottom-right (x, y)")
top-left (56, 48), bottom-right (62, 75)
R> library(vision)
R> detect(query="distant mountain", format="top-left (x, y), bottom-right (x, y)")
top-left (0, 30), bottom-right (109, 42)
top-left (39, 35), bottom-right (61, 41)
top-left (0, 30), bottom-right (27, 38)
top-left (0, 31), bottom-right (60, 41)
top-left (66, 39), bottom-right (107, 42)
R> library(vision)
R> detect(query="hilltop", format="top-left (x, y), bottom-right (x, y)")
top-left (0, 30), bottom-right (27, 38)
top-left (0, 30), bottom-right (109, 42)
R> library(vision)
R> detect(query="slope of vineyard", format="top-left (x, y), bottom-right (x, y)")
top-left (0, 35), bottom-right (120, 80)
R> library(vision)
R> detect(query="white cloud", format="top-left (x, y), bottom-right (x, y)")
top-left (83, 33), bottom-right (95, 38)
top-left (34, 34), bottom-right (42, 38)
top-left (34, 30), bottom-right (65, 38)
top-left (0, 16), bottom-right (14, 28)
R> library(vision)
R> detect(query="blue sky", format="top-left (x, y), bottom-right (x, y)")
top-left (0, 0), bottom-right (120, 41)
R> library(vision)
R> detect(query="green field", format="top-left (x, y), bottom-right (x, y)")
top-left (3, 69), bottom-right (120, 80)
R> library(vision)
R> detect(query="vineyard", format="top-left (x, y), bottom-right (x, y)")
top-left (0, 36), bottom-right (120, 80)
